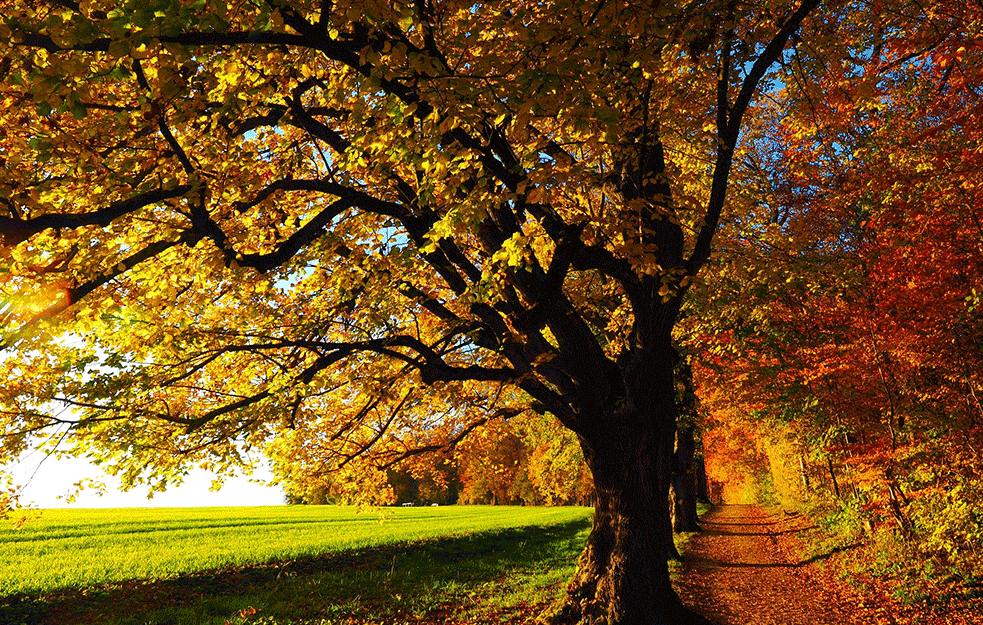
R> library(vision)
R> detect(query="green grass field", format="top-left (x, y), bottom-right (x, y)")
top-left (1, 504), bottom-right (591, 596)
top-left (1, 505), bottom-right (593, 625)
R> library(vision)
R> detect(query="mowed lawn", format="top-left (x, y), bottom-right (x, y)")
top-left (1, 505), bottom-right (592, 597)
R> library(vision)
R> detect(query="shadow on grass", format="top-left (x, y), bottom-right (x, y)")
top-left (1, 517), bottom-right (592, 625)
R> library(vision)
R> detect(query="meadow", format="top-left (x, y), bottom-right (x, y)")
top-left (1, 504), bottom-right (593, 624)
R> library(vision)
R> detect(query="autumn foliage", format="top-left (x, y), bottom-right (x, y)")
top-left (683, 0), bottom-right (983, 598)
top-left (2, 0), bottom-right (982, 621)
top-left (275, 410), bottom-right (593, 507)
top-left (0, 0), bottom-right (833, 620)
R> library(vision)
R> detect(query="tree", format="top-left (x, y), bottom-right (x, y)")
top-left (520, 410), bottom-right (595, 506)
top-left (456, 417), bottom-right (536, 505)
top-left (0, 1), bottom-right (820, 623)
top-left (671, 355), bottom-right (702, 533)
top-left (681, 0), bottom-right (983, 592)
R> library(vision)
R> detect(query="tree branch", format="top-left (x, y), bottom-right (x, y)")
top-left (687, 0), bottom-right (821, 276)
top-left (0, 186), bottom-right (193, 246)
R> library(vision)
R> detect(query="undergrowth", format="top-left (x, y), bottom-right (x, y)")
top-left (800, 494), bottom-right (983, 609)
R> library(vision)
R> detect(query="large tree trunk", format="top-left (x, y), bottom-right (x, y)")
top-left (553, 357), bottom-right (713, 625)
top-left (554, 429), bottom-right (712, 624)
top-left (672, 426), bottom-right (702, 533)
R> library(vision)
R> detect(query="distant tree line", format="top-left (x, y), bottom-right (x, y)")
top-left (282, 412), bottom-right (594, 507)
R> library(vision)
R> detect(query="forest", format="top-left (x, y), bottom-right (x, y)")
top-left (0, 0), bottom-right (981, 623)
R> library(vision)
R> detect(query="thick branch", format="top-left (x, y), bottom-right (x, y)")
top-left (687, 0), bottom-right (821, 275)
top-left (0, 186), bottom-right (193, 246)
top-left (17, 30), bottom-right (309, 53)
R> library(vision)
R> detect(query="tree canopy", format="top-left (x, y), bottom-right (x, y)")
top-left (7, 0), bottom-right (977, 622)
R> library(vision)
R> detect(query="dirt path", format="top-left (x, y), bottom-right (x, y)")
top-left (675, 504), bottom-right (889, 625)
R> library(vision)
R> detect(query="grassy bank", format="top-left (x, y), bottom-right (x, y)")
top-left (1, 505), bottom-right (591, 597)
top-left (2, 505), bottom-right (592, 625)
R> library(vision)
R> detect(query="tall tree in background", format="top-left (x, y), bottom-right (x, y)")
top-left (682, 0), bottom-right (983, 589)
top-left (671, 354), bottom-right (702, 532)
top-left (0, 1), bottom-right (819, 622)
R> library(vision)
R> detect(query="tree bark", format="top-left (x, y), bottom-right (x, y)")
top-left (554, 429), bottom-right (713, 624)
top-left (666, 494), bottom-right (683, 561)
top-left (671, 355), bottom-right (702, 533)
top-left (827, 455), bottom-right (841, 499)
top-left (662, 423), bottom-right (682, 561)
top-left (672, 426), bottom-right (702, 533)
top-left (798, 454), bottom-right (811, 490)
top-left (553, 354), bottom-right (714, 625)
top-left (694, 455), bottom-right (711, 504)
